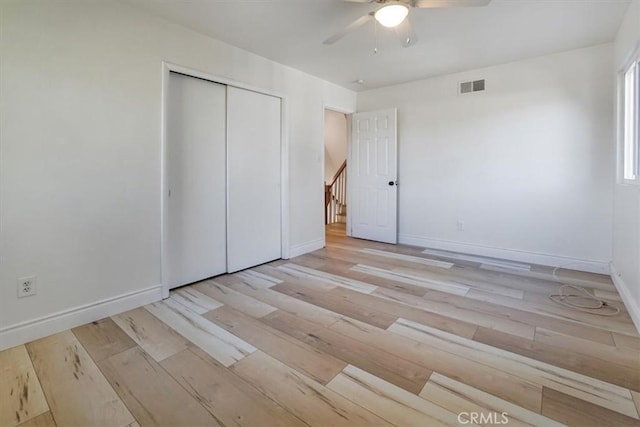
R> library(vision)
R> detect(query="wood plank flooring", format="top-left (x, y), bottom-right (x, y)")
top-left (2, 223), bottom-right (639, 427)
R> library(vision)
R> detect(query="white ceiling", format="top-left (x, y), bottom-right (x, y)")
top-left (122, 0), bottom-right (631, 91)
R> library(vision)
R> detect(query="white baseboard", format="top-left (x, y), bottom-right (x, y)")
top-left (398, 234), bottom-right (610, 274)
top-left (0, 285), bottom-right (163, 351)
top-left (288, 238), bottom-right (325, 259)
top-left (610, 263), bottom-right (640, 334)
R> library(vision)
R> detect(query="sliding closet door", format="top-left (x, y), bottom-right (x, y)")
top-left (165, 72), bottom-right (227, 289)
top-left (227, 86), bottom-right (282, 272)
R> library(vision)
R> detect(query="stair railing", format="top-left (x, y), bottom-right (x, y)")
top-left (325, 160), bottom-right (347, 225)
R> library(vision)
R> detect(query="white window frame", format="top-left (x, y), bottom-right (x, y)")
top-left (619, 45), bottom-right (640, 185)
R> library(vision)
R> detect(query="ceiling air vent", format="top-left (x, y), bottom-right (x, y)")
top-left (460, 79), bottom-right (485, 94)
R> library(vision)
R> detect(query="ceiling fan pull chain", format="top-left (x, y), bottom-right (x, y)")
top-left (373, 18), bottom-right (378, 54)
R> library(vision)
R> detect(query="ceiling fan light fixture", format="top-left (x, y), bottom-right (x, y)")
top-left (374, 4), bottom-right (409, 28)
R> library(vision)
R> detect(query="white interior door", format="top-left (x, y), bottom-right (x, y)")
top-left (164, 72), bottom-right (227, 289)
top-left (227, 86), bottom-right (282, 272)
top-left (349, 109), bottom-right (398, 244)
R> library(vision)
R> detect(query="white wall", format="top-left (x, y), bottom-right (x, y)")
top-left (612, 0), bottom-right (640, 330)
top-left (0, 0), bottom-right (356, 348)
top-left (324, 110), bottom-right (348, 183)
top-left (358, 44), bottom-right (614, 273)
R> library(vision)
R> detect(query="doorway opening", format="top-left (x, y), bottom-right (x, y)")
top-left (324, 109), bottom-right (348, 238)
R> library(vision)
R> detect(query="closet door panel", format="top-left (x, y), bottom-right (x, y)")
top-left (165, 73), bottom-right (227, 288)
top-left (227, 86), bottom-right (282, 272)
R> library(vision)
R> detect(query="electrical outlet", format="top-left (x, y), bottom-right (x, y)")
top-left (17, 276), bottom-right (37, 298)
top-left (457, 220), bottom-right (465, 231)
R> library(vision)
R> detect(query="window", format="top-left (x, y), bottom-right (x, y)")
top-left (622, 54), bottom-right (640, 182)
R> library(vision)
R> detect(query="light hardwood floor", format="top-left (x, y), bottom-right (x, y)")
top-left (2, 223), bottom-right (639, 427)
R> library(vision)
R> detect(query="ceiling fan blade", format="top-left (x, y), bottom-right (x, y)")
top-left (394, 18), bottom-right (418, 47)
top-left (343, 0), bottom-right (376, 3)
top-left (413, 0), bottom-right (491, 8)
top-left (323, 13), bottom-right (374, 45)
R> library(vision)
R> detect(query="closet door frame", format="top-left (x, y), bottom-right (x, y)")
top-left (160, 62), bottom-right (290, 299)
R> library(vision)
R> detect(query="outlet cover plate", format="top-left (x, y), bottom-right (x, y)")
top-left (17, 276), bottom-right (37, 298)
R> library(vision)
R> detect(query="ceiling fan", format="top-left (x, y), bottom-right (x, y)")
top-left (323, 0), bottom-right (491, 48)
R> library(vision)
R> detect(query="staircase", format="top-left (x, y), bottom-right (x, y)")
top-left (325, 160), bottom-right (347, 224)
